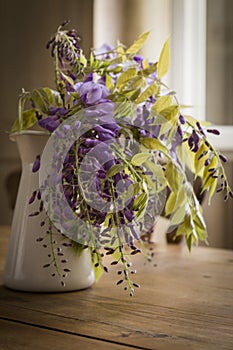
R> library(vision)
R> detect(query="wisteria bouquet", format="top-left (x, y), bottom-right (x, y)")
top-left (11, 21), bottom-right (232, 295)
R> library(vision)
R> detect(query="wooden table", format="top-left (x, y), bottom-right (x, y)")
top-left (0, 226), bottom-right (233, 350)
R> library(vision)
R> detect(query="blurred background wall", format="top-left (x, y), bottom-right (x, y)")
top-left (0, 0), bottom-right (94, 224)
top-left (0, 0), bottom-right (232, 248)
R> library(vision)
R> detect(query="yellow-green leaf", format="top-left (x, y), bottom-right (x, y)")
top-left (104, 213), bottom-right (112, 228)
top-left (143, 63), bottom-right (158, 76)
top-left (141, 137), bottom-right (167, 154)
top-left (144, 174), bottom-right (155, 190)
top-left (142, 59), bottom-right (150, 69)
top-left (176, 142), bottom-right (196, 173)
top-left (11, 109), bottom-right (38, 133)
top-left (131, 153), bottom-right (151, 166)
top-left (208, 176), bottom-right (218, 204)
top-left (157, 119), bottom-right (176, 136)
top-left (92, 254), bottom-right (104, 282)
top-left (165, 185), bottom-right (186, 216)
top-left (106, 74), bottom-right (114, 90)
top-left (126, 31), bottom-right (150, 54)
top-left (129, 88), bottom-right (141, 101)
top-left (132, 192), bottom-right (148, 210)
top-left (116, 68), bottom-right (137, 88)
top-left (202, 156), bottom-right (218, 190)
top-left (32, 89), bottom-right (50, 113)
top-left (194, 210), bottom-right (206, 231)
top-left (127, 76), bottom-right (145, 90)
top-left (136, 82), bottom-right (159, 104)
top-left (79, 50), bottom-right (87, 67)
top-left (108, 56), bottom-right (123, 66)
top-left (170, 205), bottom-right (186, 226)
top-left (144, 161), bottom-right (165, 179)
top-left (164, 162), bottom-right (182, 193)
top-left (106, 164), bottom-right (125, 178)
top-left (165, 191), bottom-right (177, 216)
top-left (61, 72), bottom-right (74, 86)
top-left (194, 142), bottom-right (209, 176)
top-left (157, 38), bottom-right (170, 78)
top-left (151, 96), bottom-right (173, 113)
top-left (43, 88), bottom-right (62, 106)
top-left (117, 41), bottom-right (125, 56)
top-left (159, 105), bottom-right (179, 121)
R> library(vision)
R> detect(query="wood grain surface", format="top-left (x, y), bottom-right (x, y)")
top-left (0, 226), bottom-right (233, 350)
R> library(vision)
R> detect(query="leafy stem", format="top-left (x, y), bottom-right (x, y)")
top-left (48, 222), bottom-right (61, 277)
top-left (109, 180), bottom-right (134, 295)
top-left (18, 89), bottom-right (30, 131)
top-left (186, 120), bottom-right (231, 195)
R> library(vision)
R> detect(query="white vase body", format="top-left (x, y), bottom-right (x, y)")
top-left (4, 131), bottom-right (95, 292)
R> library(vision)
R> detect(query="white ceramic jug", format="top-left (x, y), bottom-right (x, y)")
top-left (4, 131), bottom-right (94, 292)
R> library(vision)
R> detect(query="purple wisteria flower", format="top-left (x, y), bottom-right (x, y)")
top-left (94, 43), bottom-right (115, 59)
top-left (133, 55), bottom-right (143, 67)
top-left (38, 116), bottom-right (60, 132)
top-left (32, 155), bottom-right (40, 172)
top-left (74, 81), bottom-right (110, 105)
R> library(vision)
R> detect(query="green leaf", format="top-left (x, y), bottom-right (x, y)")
top-left (132, 192), bottom-right (148, 210)
top-left (194, 210), bottom-right (206, 231)
top-left (111, 247), bottom-right (122, 262)
top-left (176, 222), bottom-right (186, 237)
top-left (106, 74), bottom-right (114, 90)
top-left (201, 156), bottom-right (218, 193)
top-left (208, 176), bottom-right (218, 204)
top-left (140, 137), bottom-right (168, 154)
top-left (117, 41), bottom-right (125, 56)
top-left (90, 51), bottom-right (95, 67)
top-left (136, 82), bottom-right (159, 104)
top-left (144, 174), bottom-right (155, 190)
top-left (165, 186), bottom-right (186, 216)
top-left (134, 192), bottom-right (148, 220)
top-left (126, 31), bottom-right (150, 54)
top-left (104, 213), bottom-right (112, 228)
top-left (157, 38), bottom-right (170, 78)
top-left (186, 234), bottom-right (194, 252)
top-left (79, 49), bottom-right (87, 67)
top-left (113, 102), bottom-right (133, 120)
top-left (31, 89), bottom-right (50, 113)
top-left (144, 161), bottom-right (165, 178)
top-left (164, 162), bottom-right (183, 194)
top-left (108, 56), bottom-right (124, 66)
top-left (43, 88), bottom-right (62, 106)
top-left (143, 62), bottom-right (158, 76)
top-left (170, 205), bottom-right (186, 226)
top-left (194, 142), bottom-right (209, 176)
top-left (193, 211), bottom-right (207, 241)
top-left (144, 161), bottom-right (167, 192)
top-left (176, 142), bottom-right (196, 174)
top-left (61, 72), bottom-right (74, 86)
top-left (176, 213), bottom-right (198, 251)
top-left (159, 105), bottom-right (179, 121)
top-left (121, 183), bottom-right (135, 203)
top-left (93, 261), bottom-right (103, 283)
top-left (132, 182), bottom-right (141, 195)
top-left (11, 109), bottom-right (38, 132)
top-left (131, 152), bottom-right (151, 166)
top-left (116, 68), bottom-right (137, 88)
top-left (127, 76), bottom-right (145, 91)
top-left (129, 88), bottom-right (141, 101)
top-left (151, 96), bottom-right (173, 113)
top-left (106, 164), bottom-right (125, 178)
top-left (165, 191), bottom-right (177, 216)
